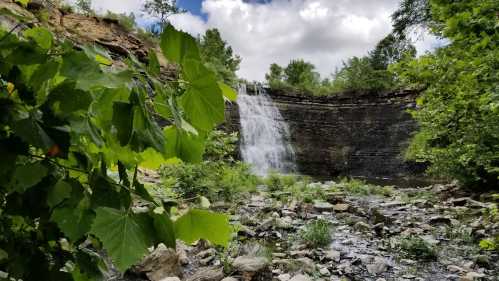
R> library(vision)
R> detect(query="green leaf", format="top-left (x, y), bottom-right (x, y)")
top-left (60, 51), bottom-right (102, 90)
top-left (147, 51), bottom-right (161, 76)
top-left (47, 179), bottom-right (72, 208)
top-left (180, 59), bottom-right (225, 130)
top-left (10, 161), bottom-right (48, 193)
top-left (13, 116), bottom-right (54, 150)
top-left (82, 45), bottom-right (113, 66)
top-left (90, 207), bottom-right (153, 272)
top-left (112, 102), bottom-right (134, 146)
top-left (174, 209), bottom-right (231, 247)
top-left (199, 196), bottom-right (211, 209)
top-left (164, 126), bottom-right (205, 163)
top-left (23, 27), bottom-right (53, 50)
top-left (160, 25), bottom-right (200, 64)
top-left (48, 81), bottom-right (92, 116)
top-left (51, 196), bottom-right (95, 242)
top-left (152, 213), bottom-right (176, 248)
top-left (218, 82), bottom-right (237, 102)
top-left (15, 0), bottom-right (30, 7)
top-left (0, 248), bottom-right (8, 261)
top-left (89, 171), bottom-right (122, 209)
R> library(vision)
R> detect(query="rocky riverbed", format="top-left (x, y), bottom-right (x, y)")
top-left (122, 180), bottom-right (498, 281)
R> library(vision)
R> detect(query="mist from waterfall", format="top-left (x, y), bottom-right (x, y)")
top-left (237, 84), bottom-right (297, 176)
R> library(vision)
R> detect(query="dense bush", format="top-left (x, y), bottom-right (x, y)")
top-left (392, 0), bottom-right (499, 188)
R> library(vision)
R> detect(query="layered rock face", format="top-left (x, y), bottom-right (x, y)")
top-left (226, 89), bottom-right (422, 179)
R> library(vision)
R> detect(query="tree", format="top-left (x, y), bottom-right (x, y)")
top-left (284, 59), bottom-right (318, 87)
top-left (369, 34), bottom-right (416, 70)
top-left (265, 63), bottom-right (284, 87)
top-left (391, 0), bottom-right (432, 38)
top-left (199, 28), bottom-right (241, 86)
top-left (392, 0), bottom-right (499, 188)
top-left (75, 0), bottom-right (92, 15)
top-left (143, 0), bottom-right (184, 30)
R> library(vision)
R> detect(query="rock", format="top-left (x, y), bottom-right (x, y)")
top-left (232, 256), bottom-right (271, 281)
top-left (135, 244), bottom-right (180, 281)
top-left (325, 249), bottom-right (341, 262)
top-left (186, 267), bottom-right (224, 281)
top-left (196, 248), bottom-right (217, 259)
top-left (176, 241), bottom-right (190, 266)
top-left (474, 255), bottom-right (490, 268)
top-left (289, 274), bottom-right (313, 281)
top-left (232, 256), bottom-right (269, 272)
top-left (333, 203), bottom-right (350, 212)
top-left (238, 225), bottom-right (257, 237)
top-left (295, 257), bottom-right (316, 273)
top-left (366, 257), bottom-right (388, 275)
top-left (447, 265), bottom-right (464, 273)
top-left (319, 267), bottom-right (330, 276)
top-left (313, 201), bottom-right (335, 212)
top-left (160, 278), bottom-right (181, 281)
top-left (353, 221), bottom-right (371, 232)
top-left (277, 274), bottom-right (291, 281)
top-left (428, 216), bottom-right (452, 225)
top-left (221, 278), bottom-right (238, 281)
top-left (459, 272), bottom-right (486, 281)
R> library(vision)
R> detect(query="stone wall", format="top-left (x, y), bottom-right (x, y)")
top-left (225, 89), bottom-right (424, 179)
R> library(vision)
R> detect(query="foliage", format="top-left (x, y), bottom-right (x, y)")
top-left (75, 0), bottom-right (93, 16)
top-left (264, 172), bottom-right (303, 193)
top-left (333, 178), bottom-right (394, 197)
top-left (199, 29), bottom-right (242, 87)
top-left (0, 23), bottom-right (235, 279)
top-left (369, 34), bottom-right (416, 70)
top-left (160, 161), bottom-right (258, 202)
top-left (479, 236), bottom-right (499, 251)
top-left (391, 0), bottom-right (432, 38)
top-left (160, 130), bottom-right (257, 201)
top-left (300, 219), bottom-right (332, 248)
top-left (392, 0), bottom-right (499, 188)
top-left (105, 11), bottom-right (137, 32)
top-left (398, 235), bottom-right (437, 260)
top-left (265, 59), bottom-right (326, 95)
top-left (143, 0), bottom-right (184, 31)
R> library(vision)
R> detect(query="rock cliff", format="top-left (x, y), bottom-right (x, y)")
top-left (226, 89), bottom-right (424, 179)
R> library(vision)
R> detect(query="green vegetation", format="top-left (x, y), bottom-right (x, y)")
top-left (333, 178), bottom-right (394, 197)
top-left (105, 11), bottom-right (137, 32)
top-left (300, 219), bottom-right (332, 248)
top-left (75, 0), bottom-right (93, 16)
top-left (266, 35), bottom-right (415, 96)
top-left (199, 29), bottom-right (242, 87)
top-left (398, 235), bottom-right (437, 260)
top-left (0, 22), bottom-right (236, 279)
top-left (160, 130), bottom-right (258, 201)
top-left (393, 0), bottom-right (499, 188)
top-left (143, 0), bottom-right (185, 31)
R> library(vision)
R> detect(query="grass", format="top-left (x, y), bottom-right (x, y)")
top-left (300, 219), bottom-right (332, 248)
top-left (332, 178), bottom-right (394, 197)
top-left (398, 235), bottom-right (437, 261)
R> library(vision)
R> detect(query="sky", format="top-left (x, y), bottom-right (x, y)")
top-left (84, 0), bottom-right (442, 81)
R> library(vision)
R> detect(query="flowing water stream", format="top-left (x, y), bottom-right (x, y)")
top-left (237, 84), bottom-right (296, 176)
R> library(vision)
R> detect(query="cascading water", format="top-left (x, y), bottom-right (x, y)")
top-left (237, 84), bottom-right (297, 176)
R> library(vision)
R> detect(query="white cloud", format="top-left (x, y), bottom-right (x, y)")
top-left (73, 0), bottom-right (441, 81)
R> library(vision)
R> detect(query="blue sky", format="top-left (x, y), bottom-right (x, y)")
top-left (87, 0), bottom-right (440, 81)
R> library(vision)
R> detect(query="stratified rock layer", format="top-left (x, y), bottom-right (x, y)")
top-left (226, 89), bottom-right (423, 179)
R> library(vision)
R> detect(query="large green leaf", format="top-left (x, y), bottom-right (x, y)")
top-left (160, 25), bottom-right (200, 64)
top-left (218, 82), bottom-right (238, 102)
top-left (174, 209), bottom-right (232, 247)
top-left (180, 59), bottom-right (225, 130)
top-left (23, 27), bottom-right (53, 50)
top-left (10, 161), bottom-right (48, 193)
top-left (48, 81), bottom-right (92, 116)
top-left (112, 102), bottom-right (134, 146)
top-left (51, 197), bottom-right (95, 242)
top-left (47, 179), bottom-right (72, 208)
top-left (90, 207), bottom-right (153, 272)
top-left (164, 126), bottom-right (205, 163)
top-left (60, 51), bottom-right (102, 90)
top-left (13, 116), bottom-right (54, 150)
top-left (152, 213), bottom-right (176, 249)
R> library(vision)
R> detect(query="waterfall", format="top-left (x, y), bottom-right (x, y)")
top-left (237, 84), bottom-right (297, 176)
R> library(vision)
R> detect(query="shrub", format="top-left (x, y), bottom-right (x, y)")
top-left (263, 172), bottom-right (301, 192)
top-left (334, 178), bottom-right (394, 197)
top-left (300, 219), bottom-right (332, 248)
top-left (398, 235), bottom-right (437, 260)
